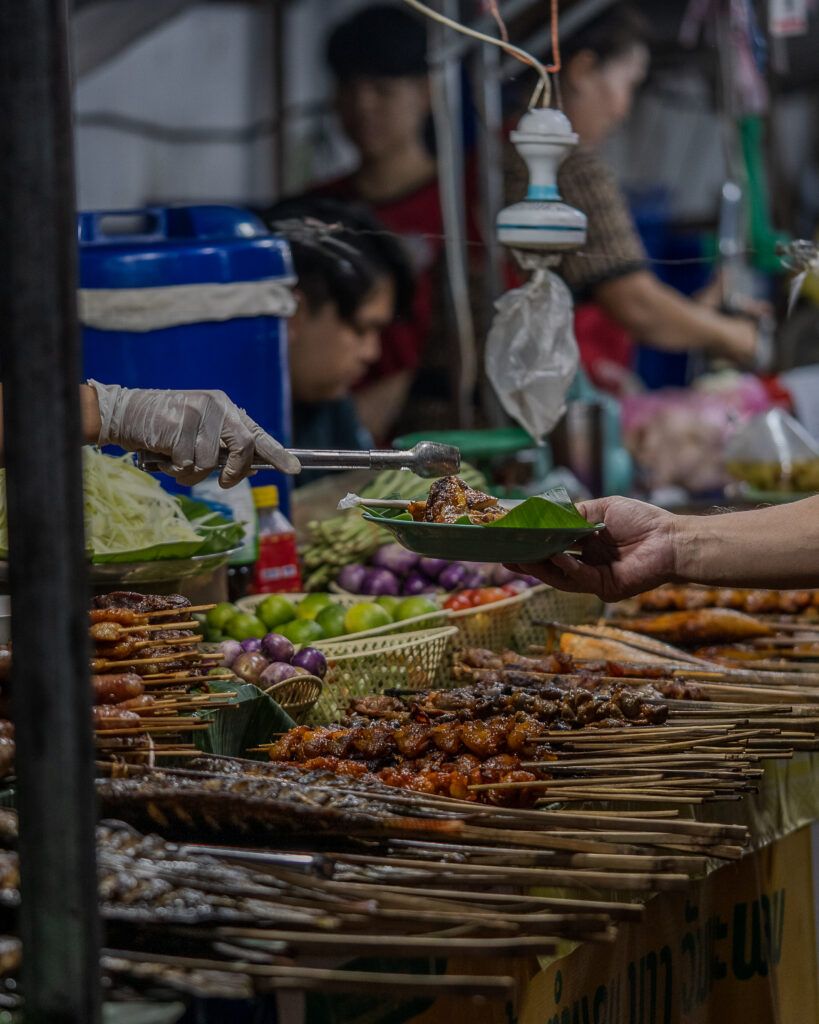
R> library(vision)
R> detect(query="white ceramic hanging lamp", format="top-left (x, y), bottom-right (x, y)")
top-left (496, 107), bottom-right (587, 253)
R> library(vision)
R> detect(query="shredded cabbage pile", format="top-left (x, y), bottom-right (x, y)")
top-left (0, 448), bottom-right (203, 560)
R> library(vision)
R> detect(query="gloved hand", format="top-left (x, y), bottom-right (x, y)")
top-left (89, 381), bottom-right (300, 488)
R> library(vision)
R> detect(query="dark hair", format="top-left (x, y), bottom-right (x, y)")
top-left (560, 4), bottom-right (650, 67)
top-left (327, 4), bottom-right (428, 80)
top-left (261, 196), bottom-right (414, 324)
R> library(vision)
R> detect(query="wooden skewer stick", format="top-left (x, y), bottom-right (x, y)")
top-left (141, 672), bottom-right (233, 684)
top-left (92, 651), bottom-right (203, 671)
top-left (95, 723), bottom-right (211, 736)
top-left (97, 620), bottom-right (200, 636)
top-left (101, 949), bottom-right (517, 998)
top-left (132, 636), bottom-right (201, 652)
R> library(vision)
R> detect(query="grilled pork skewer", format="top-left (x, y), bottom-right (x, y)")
top-left (90, 620), bottom-right (198, 641)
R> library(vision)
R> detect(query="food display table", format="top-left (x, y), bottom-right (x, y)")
top-left (409, 754), bottom-right (819, 1024)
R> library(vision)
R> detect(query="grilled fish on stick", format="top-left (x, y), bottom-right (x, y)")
top-left (617, 609), bottom-right (774, 645)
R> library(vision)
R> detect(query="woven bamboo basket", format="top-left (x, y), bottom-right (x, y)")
top-left (446, 588), bottom-right (535, 652)
top-left (261, 675), bottom-right (323, 724)
top-left (304, 625), bottom-right (458, 725)
top-left (513, 585), bottom-right (604, 650)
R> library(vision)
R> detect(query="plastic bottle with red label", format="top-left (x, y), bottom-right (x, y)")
top-left (251, 485), bottom-right (302, 594)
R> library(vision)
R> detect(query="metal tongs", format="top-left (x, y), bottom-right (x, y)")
top-left (137, 440), bottom-right (461, 479)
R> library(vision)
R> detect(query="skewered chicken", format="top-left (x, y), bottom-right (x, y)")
top-left (408, 476), bottom-right (506, 524)
top-left (637, 586), bottom-right (819, 615)
top-left (451, 648), bottom-right (706, 701)
top-left (92, 592), bottom-right (191, 614)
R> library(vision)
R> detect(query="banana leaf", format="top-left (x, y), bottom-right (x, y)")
top-left (194, 679), bottom-right (295, 760)
top-left (177, 495), bottom-right (246, 555)
top-left (483, 494), bottom-right (591, 530)
top-left (92, 540), bottom-right (206, 564)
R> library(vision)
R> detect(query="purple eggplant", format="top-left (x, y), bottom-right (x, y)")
top-left (461, 569), bottom-right (486, 589)
top-left (360, 567), bottom-right (400, 597)
top-left (219, 639), bottom-right (242, 668)
top-left (402, 570), bottom-right (430, 596)
top-left (240, 637), bottom-right (263, 653)
top-left (261, 633), bottom-right (296, 663)
top-left (336, 563), bottom-right (367, 594)
top-left (231, 651), bottom-right (269, 684)
top-left (418, 557), bottom-right (449, 580)
top-left (291, 646), bottom-right (328, 680)
top-left (259, 662), bottom-right (300, 687)
top-left (437, 563), bottom-right (468, 591)
top-left (370, 543), bottom-right (419, 576)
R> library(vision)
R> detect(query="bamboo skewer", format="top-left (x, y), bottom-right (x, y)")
top-left (101, 949), bottom-right (517, 998)
top-left (93, 620), bottom-right (200, 636)
top-left (93, 651), bottom-right (203, 671)
top-left (332, 852), bottom-right (691, 891)
top-left (129, 636), bottom-right (201, 652)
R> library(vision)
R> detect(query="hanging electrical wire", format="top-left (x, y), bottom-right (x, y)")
top-left (545, 0), bottom-right (561, 73)
top-left (482, 0), bottom-right (510, 43)
top-left (400, 0), bottom-right (551, 106)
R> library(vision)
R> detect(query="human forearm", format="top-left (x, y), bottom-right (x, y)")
top-left (0, 384), bottom-right (101, 457)
top-left (80, 384), bottom-right (102, 443)
top-left (595, 272), bottom-right (756, 363)
top-left (672, 496), bottom-right (819, 588)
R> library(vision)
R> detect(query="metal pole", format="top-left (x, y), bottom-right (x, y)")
top-left (471, 41), bottom-right (509, 428)
top-left (428, 1), bottom-right (477, 429)
top-left (0, 2), bottom-right (101, 1022)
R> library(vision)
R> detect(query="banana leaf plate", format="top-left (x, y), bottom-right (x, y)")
top-left (361, 494), bottom-right (603, 564)
top-left (0, 546), bottom-right (241, 587)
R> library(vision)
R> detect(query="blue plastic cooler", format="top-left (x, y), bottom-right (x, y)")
top-left (78, 205), bottom-right (294, 511)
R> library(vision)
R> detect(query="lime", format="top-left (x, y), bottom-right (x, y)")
top-left (295, 594), bottom-right (335, 620)
top-left (207, 601), bottom-right (239, 632)
top-left (316, 604), bottom-right (347, 638)
top-left (225, 612), bottom-right (266, 642)
top-left (279, 619), bottom-right (325, 645)
top-left (395, 596), bottom-right (439, 621)
top-left (256, 594), bottom-right (296, 630)
top-left (376, 596), bottom-right (401, 619)
top-left (344, 602), bottom-right (392, 634)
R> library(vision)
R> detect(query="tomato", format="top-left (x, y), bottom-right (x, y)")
top-left (444, 593), bottom-right (473, 612)
top-left (474, 587), bottom-right (509, 606)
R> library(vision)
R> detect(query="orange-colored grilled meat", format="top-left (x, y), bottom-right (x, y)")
top-left (623, 609), bottom-right (774, 645)
top-left (408, 476), bottom-right (505, 524)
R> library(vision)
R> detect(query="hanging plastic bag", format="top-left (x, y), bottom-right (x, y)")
top-left (724, 408), bottom-right (819, 492)
top-left (485, 261), bottom-right (578, 443)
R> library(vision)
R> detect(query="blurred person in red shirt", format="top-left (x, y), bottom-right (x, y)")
top-left (312, 4), bottom-right (484, 440)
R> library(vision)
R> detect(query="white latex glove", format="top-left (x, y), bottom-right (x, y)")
top-left (89, 381), bottom-right (300, 488)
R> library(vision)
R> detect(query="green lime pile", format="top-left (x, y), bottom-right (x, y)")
top-left (198, 593), bottom-right (439, 644)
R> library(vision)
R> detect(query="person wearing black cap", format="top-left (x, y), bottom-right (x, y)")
top-left (259, 197), bottom-right (414, 484)
top-left (312, 3), bottom-right (483, 441)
